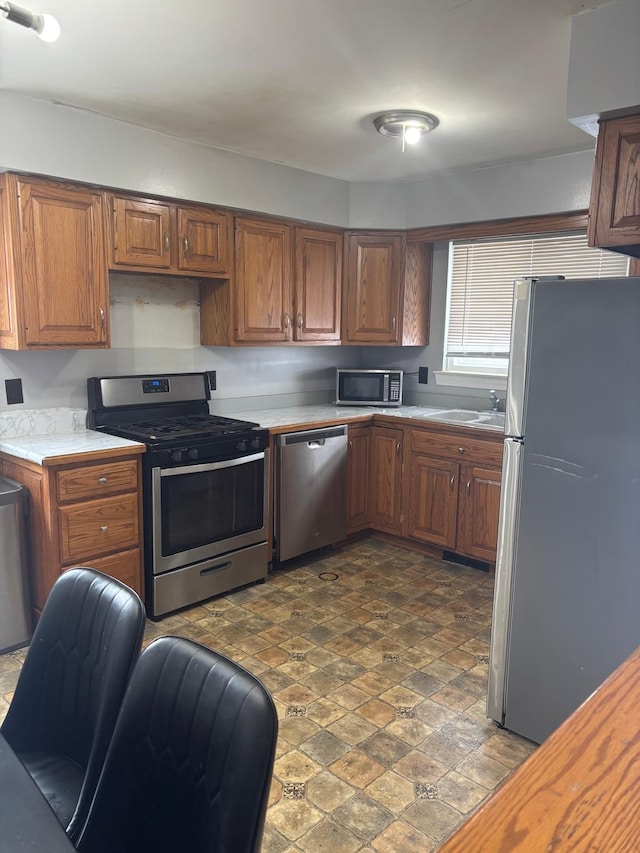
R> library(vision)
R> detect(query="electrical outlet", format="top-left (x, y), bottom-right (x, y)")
top-left (418, 367), bottom-right (429, 384)
top-left (5, 378), bottom-right (24, 405)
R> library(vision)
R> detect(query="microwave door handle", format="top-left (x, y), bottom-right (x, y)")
top-left (383, 374), bottom-right (389, 402)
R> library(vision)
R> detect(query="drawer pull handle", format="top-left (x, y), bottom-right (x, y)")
top-left (458, 447), bottom-right (465, 454)
top-left (101, 525), bottom-right (109, 533)
top-left (200, 561), bottom-right (232, 577)
top-left (98, 477), bottom-right (107, 484)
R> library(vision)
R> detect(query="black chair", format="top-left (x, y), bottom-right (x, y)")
top-left (1, 567), bottom-right (145, 843)
top-left (76, 635), bottom-right (279, 853)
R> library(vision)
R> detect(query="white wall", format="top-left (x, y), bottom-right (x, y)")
top-left (405, 150), bottom-right (594, 228)
top-left (0, 274), bottom-right (363, 413)
top-left (567, 0), bottom-right (640, 134)
top-left (0, 93), bottom-right (350, 226)
top-left (0, 92), bottom-right (599, 414)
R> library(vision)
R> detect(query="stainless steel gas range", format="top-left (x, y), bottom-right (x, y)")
top-left (87, 372), bottom-right (269, 618)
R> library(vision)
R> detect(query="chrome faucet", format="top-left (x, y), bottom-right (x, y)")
top-left (489, 390), bottom-right (500, 412)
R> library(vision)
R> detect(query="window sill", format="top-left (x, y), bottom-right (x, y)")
top-left (433, 371), bottom-right (508, 392)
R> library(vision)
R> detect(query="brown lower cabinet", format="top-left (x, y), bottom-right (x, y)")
top-left (370, 425), bottom-right (404, 534)
top-left (346, 420), bottom-right (503, 562)
top-left (346, 426), bottom-right (371, 533)
top-left (404, 427), bottom-right (502, 561)
top-left (1, 448), bottom-right (145, 619)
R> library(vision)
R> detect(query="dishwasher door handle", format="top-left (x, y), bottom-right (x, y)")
top-left (308, 439), bottom-right (326, 448)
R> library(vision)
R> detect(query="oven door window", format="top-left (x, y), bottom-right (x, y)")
top-left (159, 455), bottom-right (265, 556)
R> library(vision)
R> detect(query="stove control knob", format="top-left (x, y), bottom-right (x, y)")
top-left (250, 437), bottom-right (262, 450)
top-left (187, 448), bottom-right (199, 460)
top-left (236, 440), bottom-right (248, 453)
top-left (171, 449), bottom-right (184, 463)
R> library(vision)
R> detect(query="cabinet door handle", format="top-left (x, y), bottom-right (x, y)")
top-left (98, 476), bottom-right (107, 484)
top-left (450, 475), bottom-right (455, 491)
top-left (99, 307), bottom-right (105, 329)
top-left (348, 440), bottom-right (353, 451)
top-left (183, 236), bottom-right (189, 255)
top-left (458, 447), bottom-right (465, 454)
top-left (396, 441), bottom-right (401, 456)
top-left (466, 480), bottom-right (471, 494)
top-left (163, 233), bottom-right (170, 252)
top-left (296, 313), bottom-right (303, 329)
top-left (392, 316), bottom-right (396, 331)
top-left (100, 525), bottom-right (109, 533)
top-left (283, 312), bottom-right (291, 340)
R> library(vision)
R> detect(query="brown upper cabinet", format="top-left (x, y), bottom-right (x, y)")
top-left (107, 194), bottom-right (232, 276)
top-left (343, 232), bottom-right (431, 345)
top-left (234, 216), bottom-right (292, 343)
top-left (294, 227), bottom-right (342, 342)
top-left (588, 113), bottom-right (640, 258)
top-left (202, 216), bottom-right (342, 345)
top-left (0, 174), bottom-right (109, 350)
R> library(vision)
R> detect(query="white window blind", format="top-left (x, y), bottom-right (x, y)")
top-left (444, 232), bottom-right (629, 375)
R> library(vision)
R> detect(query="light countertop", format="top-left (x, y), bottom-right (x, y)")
top-left (0, 405), bottom-right (503, 465)
top-left (0, 431), bottom-right (145, 466)
top-left (225, 404), bottom-right (504, 433)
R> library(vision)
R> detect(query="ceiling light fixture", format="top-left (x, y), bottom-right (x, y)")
top-left (374, 110), bottom-right (439, 153)
top-left (0, 1), bottom-right (60, 41)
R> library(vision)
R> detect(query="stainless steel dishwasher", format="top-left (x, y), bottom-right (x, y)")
top-left (276, 425), bottom-right (348, 562)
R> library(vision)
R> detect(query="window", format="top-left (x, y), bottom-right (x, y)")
top-left (443, 231), bottom-right (629, 380)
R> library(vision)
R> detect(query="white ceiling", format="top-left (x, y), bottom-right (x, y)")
top-left (0, 0), bottom-right (598, 182)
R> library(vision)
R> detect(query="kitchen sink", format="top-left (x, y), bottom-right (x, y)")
top-left (429, 410), bottom-right (483, 422)
top-left (475, 413), bottom-right (506, 427)
top-left (415, 409), bottom-right (505, 428)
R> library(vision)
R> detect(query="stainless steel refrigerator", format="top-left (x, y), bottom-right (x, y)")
top-left (487, 275), bottom-right (640, 744)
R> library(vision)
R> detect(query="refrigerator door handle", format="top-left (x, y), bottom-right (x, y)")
top-left (487, 438), bottom-right (523, 725)
top-left (505, 278), bottom-right (533, 439)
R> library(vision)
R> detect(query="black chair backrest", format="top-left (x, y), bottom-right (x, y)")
top-left (1, 568), bottom-right (145, 840)
top-left (76, 635), bottom-right (279, 853)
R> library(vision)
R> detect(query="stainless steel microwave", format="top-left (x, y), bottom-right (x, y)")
top-left (336, 369), bottom-right (403, 407)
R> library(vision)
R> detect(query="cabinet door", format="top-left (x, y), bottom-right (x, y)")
top-left (18, 178), bottom-right (108, 347)
top-left (235, 217), bottom-right (292, 342)
top-left (0, 175), bottom-right (20, 349)
top-left (588, 114), bottom-right (640, 256)
top-left (345, 233), bottom-right (403, 343)
top-left (112, 196), bottom-right (171, 268)
top-left (294, 227), bottom-right (342, 341)
top-left (178, 206), bottom-right (231, 275)
top-left (457, 464), bottom-right (502, 561)
top-left (370, 426), bottom-right (403, 533)
top-left (406, 454), bottom-right (459, 549)
top-left (346, 426), bottom-right (370, 533)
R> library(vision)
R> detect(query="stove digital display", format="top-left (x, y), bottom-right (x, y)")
top-left (142, 378), bottom-right (170, 394)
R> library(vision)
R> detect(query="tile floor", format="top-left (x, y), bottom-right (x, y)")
top-left (0, 537), bottom-right (535, 851)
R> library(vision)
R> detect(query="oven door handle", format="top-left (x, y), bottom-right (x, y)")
top-left (158, 451), bottom-right (264, 477)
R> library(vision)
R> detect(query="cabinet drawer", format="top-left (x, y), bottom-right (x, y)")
top-left (59, 493), bottom-right (139, 564)
top-left (56, 459), bottom-right (138, 503)
top-left (69, 548), bottom-right (143, 598)
top-left (409, 428), bottom-right (503, 466)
